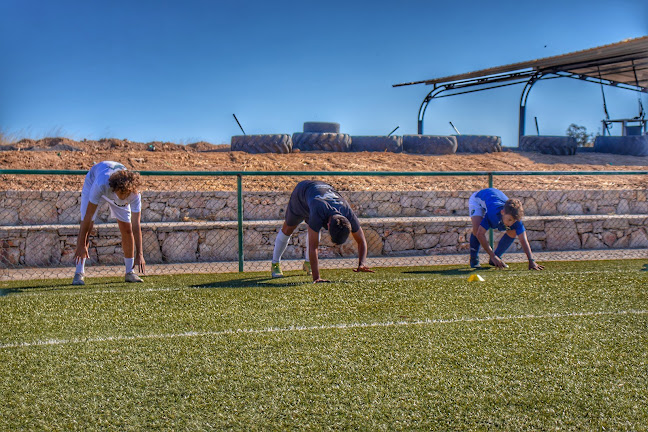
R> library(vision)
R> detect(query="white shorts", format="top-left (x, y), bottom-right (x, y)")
top-left (80, 184), bottom-right (132, 223)
top-left (468, 192), bottom-right (487, 218)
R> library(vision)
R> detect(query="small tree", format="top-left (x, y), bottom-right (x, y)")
top-left (566, 124), bottom-right (594, 147)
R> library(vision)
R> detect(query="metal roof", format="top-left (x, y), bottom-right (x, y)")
top-left (394, 36), bottom-right (648, 92)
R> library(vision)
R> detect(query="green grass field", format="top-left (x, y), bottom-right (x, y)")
top-left (1, 260), bottom-right (647, 431)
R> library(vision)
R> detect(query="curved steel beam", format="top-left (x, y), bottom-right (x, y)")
top-left (417, 75), bottom-right (541, 135)
top-left (418, 86), bottom-right (451, 134)
top-left (518, 72), bottom-right (543, 144)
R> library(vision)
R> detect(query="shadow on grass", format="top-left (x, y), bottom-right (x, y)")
top-left (192, 275), bottom-right (312, 289)
top-left (0, 280), bottom-right (128, 295)
top-left (404, 267), bottom-right (493, 276)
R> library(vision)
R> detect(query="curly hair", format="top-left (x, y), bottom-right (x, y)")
top-left (503, 198), bottom-right (524, 221)
top-left (108, 170), bottom-right (141, 195)
top-left (329, 214), bottom-right (352, 245)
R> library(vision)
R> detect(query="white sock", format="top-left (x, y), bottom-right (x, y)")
top-left (125, 257), bottom-right (134, 273)
top-left (272, 231), bottom-right (291, 264)
top-left (75, 258), bottom-right (86, 274)
top-left (304, 231), bottom-right (321, 263)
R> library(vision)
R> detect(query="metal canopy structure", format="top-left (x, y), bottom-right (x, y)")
top-left (393, 36), bottom-right (648, 142)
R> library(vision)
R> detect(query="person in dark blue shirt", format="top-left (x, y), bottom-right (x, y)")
top-left (468, 188), bottom-right (544, 270)
top-left (271, 180), bottom-right (374, 282)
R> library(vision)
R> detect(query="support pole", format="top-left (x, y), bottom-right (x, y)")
top-left (519, 105), bottom-right (526, 144)
top-left (518, 73), bottom-right (541, 148)
top-left (237, 174), bottom-right (244, 272)
top-left (488, 173), bottom-right (494, 249)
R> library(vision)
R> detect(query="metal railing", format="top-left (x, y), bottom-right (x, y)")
top-left (1, 169), bottom-right (647, 280)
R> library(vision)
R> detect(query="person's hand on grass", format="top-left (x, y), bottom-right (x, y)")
top-left (490, 255), bottom-right (507, 269)
top-left (529, 260), bottom-right (544, 271)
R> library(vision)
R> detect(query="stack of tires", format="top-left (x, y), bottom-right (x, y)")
top-left (454, 135), bottom-right (502, 153)
top-left (229, 123), bottom-right (507, 155)
top-left (402, 135), bottom-right (457, 155)
top-left (231, 134), bottom-right (292, 154)
top-left (350, 135), bottom-right (403, 152)
top-left (293, 122), bottom-right (351, 152)
top-left (593, 135), bottom-right (648, 156)
top-left (519, 136), bottom-right (577, 155)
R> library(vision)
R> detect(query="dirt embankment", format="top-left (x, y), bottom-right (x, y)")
top-left (1, 137), bottom-right (647, 191)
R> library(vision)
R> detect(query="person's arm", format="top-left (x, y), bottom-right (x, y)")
top-left (476, 225), bottom-right (506, 268)
top-left (75, 203), bottom-right (98, 263)
top-left (308, 227), bottom-right (328, 283)
top-left (131, 211), bottom-right (146, 273)
top-left (517, 231), bottom-right (544, 270)
top-left (351, 228), bottom-right (374, 273)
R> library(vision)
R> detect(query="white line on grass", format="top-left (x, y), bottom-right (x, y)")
top-left (1, 309), bottom-right (646, 350)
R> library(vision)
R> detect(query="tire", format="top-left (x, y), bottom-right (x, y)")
top-left (350, 136), bottom-right (402, 152)
top-left (594, 136), bottom-right (648, 156)
top-left (454, 135), bottom-right (502, 153)
top-left (402, 135), bottom-right (457, 155)
top-left (303, 122), bottom-right (341, 133)
top-left (292, 132), bottom-right (351, 152)
top-left (519, 136), bottom-right (577, 155)
top-left (230, 134), bottom-right (292, 154)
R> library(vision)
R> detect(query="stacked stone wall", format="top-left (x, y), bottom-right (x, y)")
top-left (1, 189), bottom-right (647, 225)
top-left (2, 215), bottom-right (647, 269)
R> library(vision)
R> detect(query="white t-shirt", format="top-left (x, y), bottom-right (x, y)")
top-left (86, 161), bottom-right (141, 213)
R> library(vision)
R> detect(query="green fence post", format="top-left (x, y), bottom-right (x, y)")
top-left (488, 172), bottom-right (494, 249)
top-left (237, 174), bottom-right (244, 272)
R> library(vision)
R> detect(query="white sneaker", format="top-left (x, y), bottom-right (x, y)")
top-left (271, 262), bottom-right (284, 278)
top-left (125, 272), bottom-right (144, 283)
top-left (72, 273), bottom-right (85, 286)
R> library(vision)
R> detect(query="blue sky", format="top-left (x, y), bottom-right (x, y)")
top-left (1, 0), bottom-right (646, 147)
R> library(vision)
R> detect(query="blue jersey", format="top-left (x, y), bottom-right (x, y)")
top-left (475, 188), bottom-right (525, 234)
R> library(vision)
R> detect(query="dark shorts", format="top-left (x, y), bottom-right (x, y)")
top-left (284, 183), bottom-right (309, 227)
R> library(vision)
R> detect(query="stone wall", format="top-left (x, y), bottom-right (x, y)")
top-left (1, 189), bottom-right (647, 226)
top-left (2, 215), bottom-right (647, 269)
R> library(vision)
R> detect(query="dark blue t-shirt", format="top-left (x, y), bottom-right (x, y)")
top-left (291, 181), bottom-right (360, 233)
top-left (475, 188), bottom-right (525, 234)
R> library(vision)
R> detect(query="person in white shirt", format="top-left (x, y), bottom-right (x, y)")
top-left (73, 161), bottom-right (145, 285)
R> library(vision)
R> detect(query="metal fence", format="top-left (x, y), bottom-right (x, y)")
top-left (1, 169), bottom-right (647, 281)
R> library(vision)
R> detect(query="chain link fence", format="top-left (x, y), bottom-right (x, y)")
top-left (1, 170), bottom-right (647, 280)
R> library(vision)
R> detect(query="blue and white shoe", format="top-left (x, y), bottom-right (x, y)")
top-left (470, 257), bottom-right (481, 269)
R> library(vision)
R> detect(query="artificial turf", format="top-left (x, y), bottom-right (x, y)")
top-left (1, 260), bottom-right (647, 430)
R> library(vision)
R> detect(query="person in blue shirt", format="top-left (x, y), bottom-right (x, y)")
top-left (468, 188), bottom-right (544, 270)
